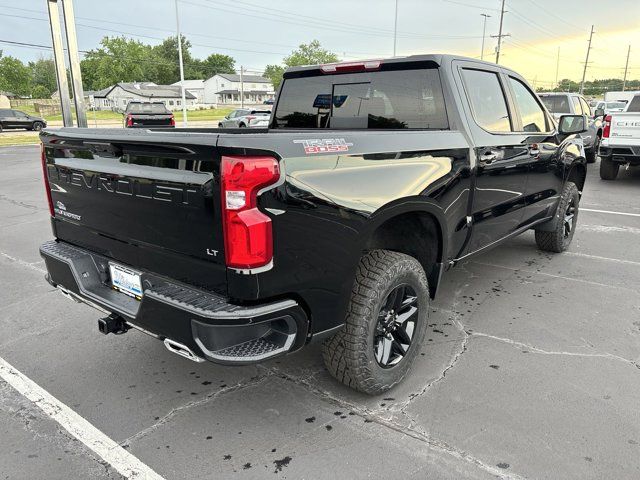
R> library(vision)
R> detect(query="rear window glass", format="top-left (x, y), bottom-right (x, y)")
top-left (626, 96), bottom-right (640, 112)
top-left (126, 103), bottom-right (169, 114)
top-left (540, 95), bottom-right (571, 114)
top-left (273, 69), bottom-right (448, 129)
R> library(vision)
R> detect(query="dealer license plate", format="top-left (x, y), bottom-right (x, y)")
top-left (109, 263), bottom-right (143, 299)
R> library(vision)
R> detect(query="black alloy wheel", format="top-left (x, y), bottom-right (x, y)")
top-left (374, 284), bottom-right (418, 368)
top-left (563, 197), bottom-right (577, 242)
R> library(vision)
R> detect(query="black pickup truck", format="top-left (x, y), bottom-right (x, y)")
top-left (39, 55), bottom-right (588, 394)
top-left (123, 101), bottom-right (175, 128)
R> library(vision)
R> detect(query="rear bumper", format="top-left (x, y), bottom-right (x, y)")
top-left (599, 144), bottom-right (640, 165)
top-left (40, 240), bottom-right (309, 365)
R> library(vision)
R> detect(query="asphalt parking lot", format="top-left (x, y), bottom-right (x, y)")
top-left (1, 144), bottom-right (639, 480)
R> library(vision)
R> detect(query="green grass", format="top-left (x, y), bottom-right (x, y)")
top-left (0, 133), bottom-right (40, 146)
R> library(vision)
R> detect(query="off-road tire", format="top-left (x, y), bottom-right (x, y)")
top-left (599, 157), bottom-right (619, 180)
top-left (322, 250), bottom-right (429, 395)
top-left (535, 181), bottom-right (579, 253)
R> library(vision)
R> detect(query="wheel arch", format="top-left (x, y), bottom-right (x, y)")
top-left (361, 198), bottom-right (449, 299)
top-left (566, 160), bottom-right (587, 193)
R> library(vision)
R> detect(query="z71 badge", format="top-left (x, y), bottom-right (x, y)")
top-left (293, 138), bottom-right (353, 154)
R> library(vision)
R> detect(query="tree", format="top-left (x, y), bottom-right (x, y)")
top-left (264, 40), bottom-right (338, 90)
top-left (151, 35), bottom-right (201, 83)
top-left (283, 40), bottom-right (339, 67)
top-left (0, 55), bottom-right (31, 96)
top-left (200, 54), bottom-right (235, 78)
top-left (263, 64), bottom-right (285, 90)
top-left (31, 85), bottom-right (50, 99)
top-left (29, 58), bottom-right (57, 97)
top-left (80, 37), bottom-right (155, 89)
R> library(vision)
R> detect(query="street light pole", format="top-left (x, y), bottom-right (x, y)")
top-left (623, 45), bottom-right (631, 91)
top-left (480, 14), bottom-right (491, 61)
top-left (495, 0), bottom-right (507, 64)
top-left (46, 0), bottom-right (73, 127)
top-left (393, 0), bottom-right (398, 56)
top-left (174, 0), bottom-right (187, 127)
top-left (61, 0), bottom-right (87, 127)
top-left (579, 25), bottom-right (594, 95)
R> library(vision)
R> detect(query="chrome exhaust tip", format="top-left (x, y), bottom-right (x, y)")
top-left (163, 338), bottom-right (205, 363)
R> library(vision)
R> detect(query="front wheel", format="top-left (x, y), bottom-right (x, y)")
top-left (32, 122), bottom-right (44, 131)
top-left (322, 250), bottom-right (429, 395)
top-left (600, 157), bottom-right (619, 180)
top-left (535, 182), bottom-right (579, 253)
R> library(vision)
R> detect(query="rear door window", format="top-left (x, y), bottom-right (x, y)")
top-left (540, 95), bottom-right (571, 114)
top-left (461, 69), bottom-right (512, 132)
top-left (508, 77), bottom-right (548, 132)
top-left (274, 68), bottom-right (448, 129)
top-left (579, 98), bottom-right (591, 116)
top-left (625, 96), bottom-right (640, 112)
top-left (571, 96), bottom-right (582, 114)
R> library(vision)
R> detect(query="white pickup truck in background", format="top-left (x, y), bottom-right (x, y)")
top-left (598, 94), bottom-right (640, 180)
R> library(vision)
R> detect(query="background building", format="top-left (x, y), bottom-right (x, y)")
top-left (170, 79), bottom-right (205, 104)
top-left (80, 82), bottom-right (197, 111)
top-left (203, 73), bottom-right (274, 105)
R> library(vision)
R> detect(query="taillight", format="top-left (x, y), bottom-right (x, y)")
top-left (603, 115), bottom-right (612, 138)
top-left (40, 143), bottom-right (54, 217)
top-left (320, 60), bottom-right (381, 73)
top-left (170, 114), bottom-right (175, 126)
top-left (220, 156), bottom-right (280, 269)
top-left (126, 114), bottom-right (133, 127)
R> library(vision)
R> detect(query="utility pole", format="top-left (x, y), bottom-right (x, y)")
top-left (174, 0), bottom-right (187, 126)
top-left (494, 0), bottom-right (507, 64)
top-left (393, 0), bottom-right (399, 56)
top-left (623, 45), bottom-right (631, 91)
top-left (240, 66), bottom-right (245, 108)
top-left (46, 0), bottom-right (73, 126)
top-left (61, 0), bottom-right (87, 127)
top-left (555, 46), bottom-right (560, 89)
top-left (579, 25), bottom-right (594, 95)
top-left (480, 14), bottom-right (491, 61)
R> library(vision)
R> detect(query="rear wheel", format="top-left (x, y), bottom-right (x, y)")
top-left (322, 250), bottom-right (429, 395)
top-left (535, 181), bottom-right (579, 253)
top-left (238, 123), bottom-right (246, 128)
top-left (217, 123), bottom-right (223, 128)
top-left (599, 157), bottom-right (619, 180)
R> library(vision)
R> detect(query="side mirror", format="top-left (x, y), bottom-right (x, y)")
top-left (558, 114), bottom-right (588, 135)
top-left (594, 108), bottom-right (605, 117)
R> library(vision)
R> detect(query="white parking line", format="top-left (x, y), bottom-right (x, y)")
top-left (564, 251), bottom-right (640, 267)
top-left (0, 356), bottom-right (165, 480)
top-left (582, 208), bottom-right (640, 218)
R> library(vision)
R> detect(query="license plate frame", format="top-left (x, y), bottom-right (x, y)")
top-left (109, 263), bottom-right (143, 300)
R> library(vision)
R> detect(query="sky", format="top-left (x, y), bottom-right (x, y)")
top-left (0, 0), bottom-right (639, 87)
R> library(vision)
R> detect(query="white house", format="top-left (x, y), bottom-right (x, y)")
top-left (203, 73), bottom-right (275, 105)
top-left (171, 79), bottom-right (205, 104)
top-left (86, 82), bottom-right (197, 111)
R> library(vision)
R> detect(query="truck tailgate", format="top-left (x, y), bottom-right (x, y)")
top-left (608, 113), bottom-right (640, 146)
top-left (41, 129), bottom-right (227, 294)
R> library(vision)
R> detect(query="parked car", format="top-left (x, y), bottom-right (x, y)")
top-left (594, 101), bottom-right (627, 116)
top-left (247, 116), bottom-right (270, 128)
top-left (39, 54), bottom-right (587, 394)
top-left (217, 109), bottom-right (271, 128)
top-left (123, 102), bottom-right (175, 128)
top-left (263, 98), bottom-right (275, 105)
top-left (0, 109), bottom-right (46, 132)
top-left (539, 93), bottom-right (602, 163)
top-left (598, 94), bottom-right (640, 180)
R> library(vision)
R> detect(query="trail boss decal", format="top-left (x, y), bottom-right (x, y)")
top-left (293, 138), bottom-right (353, 154)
